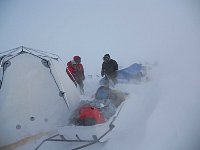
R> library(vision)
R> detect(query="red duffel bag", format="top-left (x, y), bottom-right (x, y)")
top-left (79, 105), bottom-right (105, 126)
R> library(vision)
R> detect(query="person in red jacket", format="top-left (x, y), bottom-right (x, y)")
top-left (66, 60), bottom-right (77, 86)
top-left (66, 56), bottom-right (85, 94)
top-left (73, 56), bottom-right (85, 94)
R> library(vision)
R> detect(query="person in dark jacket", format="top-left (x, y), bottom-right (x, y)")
top-left (101, 54), bottom-right (118, 85)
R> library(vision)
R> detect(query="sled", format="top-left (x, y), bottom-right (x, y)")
top-left (35, 101), bottom-right (125, 150)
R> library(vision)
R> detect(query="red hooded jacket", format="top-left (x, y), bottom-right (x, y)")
top-left (66, 60), bottom-right (85, 83)
top-left (66, 60), bottom-right (76, 82)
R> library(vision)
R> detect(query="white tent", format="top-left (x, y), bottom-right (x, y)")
top-left (0, 46), bottom-right (80, 147)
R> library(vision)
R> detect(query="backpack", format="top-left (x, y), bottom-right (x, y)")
top-left (77, 105), bottom-right (105, 126)
top-left (95, 86), bottom-right (110, 100)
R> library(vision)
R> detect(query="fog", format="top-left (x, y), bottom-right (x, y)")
top-left (0, 0), bottom-right (200, 150)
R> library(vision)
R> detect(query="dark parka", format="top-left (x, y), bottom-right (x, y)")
top-left (101, 59), bottom-right (118, 79)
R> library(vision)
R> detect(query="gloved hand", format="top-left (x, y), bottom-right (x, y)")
top-left (73, 81), bottom-right (77, 87)
top-left (101, 70), bottom-right (105, 77)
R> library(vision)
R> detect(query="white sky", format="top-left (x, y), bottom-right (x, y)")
top-left (0, 0), bottom-right (200, 150)
top-left (1, 0), bottom-right (199, 74)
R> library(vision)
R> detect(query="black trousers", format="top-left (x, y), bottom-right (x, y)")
top-left (105, 74), bottom-right (117, 85)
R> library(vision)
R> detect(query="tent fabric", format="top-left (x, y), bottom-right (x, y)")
top-left (0, 46), bottom-right (80, 146)
top-left (117, 63), bottom-right (142, 79)
top-left (100, 63), bottom-right (144, 85)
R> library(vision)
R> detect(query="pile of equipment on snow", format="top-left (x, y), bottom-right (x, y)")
top-left (70, 85), bottom-right (128, 126)
top-left (100, 63), bottom-right (149, 85)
